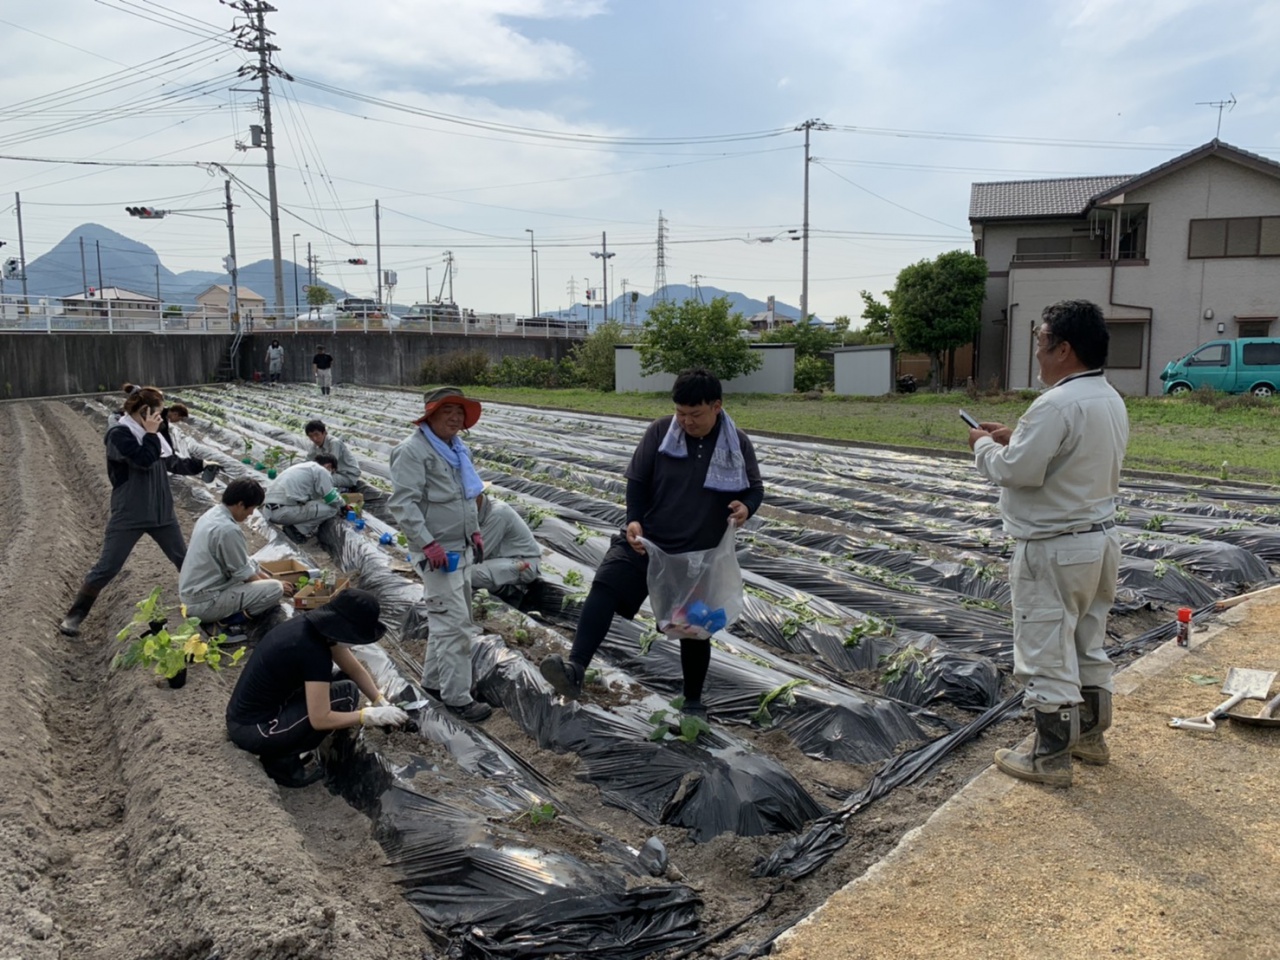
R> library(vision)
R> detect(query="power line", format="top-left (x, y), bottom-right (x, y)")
top-left (811, 160), bottom-right (967, 232)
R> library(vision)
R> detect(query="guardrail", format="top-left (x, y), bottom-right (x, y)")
top-left (0, 296), bottom-right (592, 338)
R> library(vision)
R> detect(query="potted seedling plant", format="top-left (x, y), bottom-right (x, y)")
top-left (112, 587), bottom-right (246, 688)
top-left (240, 436), bottom-right (255, 465)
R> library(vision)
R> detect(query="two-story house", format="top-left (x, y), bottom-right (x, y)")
top-left (970, 139), bottom-right (1280, 395)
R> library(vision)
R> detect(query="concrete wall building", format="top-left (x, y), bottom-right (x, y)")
top-left (614, 343), bottom-right (795, 393)
top-left (970, 140), bottom-right (1280, 394)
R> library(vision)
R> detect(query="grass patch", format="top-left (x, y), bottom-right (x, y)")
top-left (472, 387), bottom-right (1280, 484)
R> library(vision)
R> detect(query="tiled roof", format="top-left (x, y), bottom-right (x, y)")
top-left (969, 176), bottom-right (1132, 221)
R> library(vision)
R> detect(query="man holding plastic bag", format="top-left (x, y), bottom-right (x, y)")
top-left (540, 368), bottom-right (763, 718)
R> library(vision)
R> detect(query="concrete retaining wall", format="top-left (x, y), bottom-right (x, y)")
top-left (0, 331), bottom-right (577, 398)
top-left (614, 343), bottom-right (795, 393)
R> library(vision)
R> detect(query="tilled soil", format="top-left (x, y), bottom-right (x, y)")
top-left (0, 396), bottom-right (1134, 960)
top-left (0, 401), bottom-right (427, 960)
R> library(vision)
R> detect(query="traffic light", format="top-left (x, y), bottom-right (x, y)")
top-left (222, 255), bottom-right (236, 273)
top-left (347, 258), bottom-right (367, 265)
top-left (124, 206), bottom-right (166, 219)
top-left (3, 257), bottom-right (20, 280)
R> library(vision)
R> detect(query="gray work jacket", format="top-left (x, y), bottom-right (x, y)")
top-left (309, 435), bottom-right (361, 489)
top-left (388, 427), bottom-right (478, 553)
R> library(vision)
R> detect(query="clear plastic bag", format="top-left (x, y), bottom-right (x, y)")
top-left (641, 525), bottom-right (743, 639)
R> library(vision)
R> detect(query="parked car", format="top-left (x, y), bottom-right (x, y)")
top-left (1160, 338), bottom-right (1280, 397)
top-left (336, 297), bottom-right (379, 317)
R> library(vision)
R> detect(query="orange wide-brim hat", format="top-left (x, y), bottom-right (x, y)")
top-left (413, 386), bottom-right (482, 429)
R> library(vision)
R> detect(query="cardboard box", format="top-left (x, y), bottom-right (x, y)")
top-left (292, 577), bottom-right (350, 611)
top-left (260, 559), bottom-right (313, 586)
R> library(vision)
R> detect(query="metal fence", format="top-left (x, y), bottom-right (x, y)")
top-left (0, 295), bottom-right (591, 338)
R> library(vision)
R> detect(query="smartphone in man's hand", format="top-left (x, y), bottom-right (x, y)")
top-left (959, 409), bottom-right (981, 430)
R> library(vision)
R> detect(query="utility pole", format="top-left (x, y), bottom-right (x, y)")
top-left (95, 241), bottom-right (103, 292)
top-left (79, 236), bottom-right (88, 297)
top-left (155, 264), bottom-right (161, 304)
top-left (442, 251), bottom-right (455, 304)
top-left (225, 179), bottom-right (239, 325)
top-left (525, 229), bottom-right (536, 319)
top-left (291, 233), bottom-right (300, 313)
top-left (425, 265), bottom-right (431, 302)
top-left (796, 118), bottom-right (830, 325)
top-left (621, 278), bottom-right (628, 322)
top-left (307, 242), bottom-right (313, 289)
top-left (590, 232), bottom-right (615, 323)
top-left (15, 192), bottom-right (28, 303)
top-left (232, 1), bottom-right (287, 319)
top-left (375, 200), bottom-right (382, 307)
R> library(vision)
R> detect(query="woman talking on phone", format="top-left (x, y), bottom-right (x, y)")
top-left (60, 386), bottom-right (208, 637)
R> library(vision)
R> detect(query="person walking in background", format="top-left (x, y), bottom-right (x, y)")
top-left (471, 488), bottom-right (541, 605)
top-left (158, 402), bottom-right (191, 456)
top-left (304, 419), bottom-right (384, 503)
top-left (59, 386), bottom-right (210, 637)
top-left (968, 299), bottom-right (1129, 788)
top-left (388, 386), bottom-right (491, 723)
top-left (539, 368), bottom-right (763, 719)
top-left (225, 588), bottom-right (408, 788)
top-left (266, 339), bottom-right (285, 385)
top-left (312, 344), bottom-right (334, 396)
top-left (180, 478), bottom-right (291, 630)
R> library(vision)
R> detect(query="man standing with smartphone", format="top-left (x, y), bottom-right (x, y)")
top-left (967, 299), bottom-right (1129, 788)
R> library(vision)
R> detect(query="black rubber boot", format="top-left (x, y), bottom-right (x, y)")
top-left (1072, 687), bottom-right (1112, 765)
top-left (539, 654), bottom-right (584, 700)
top-left (994, 705), bottom-right (1079, 788)
top-left (59, 588), bottom-right (99, 637)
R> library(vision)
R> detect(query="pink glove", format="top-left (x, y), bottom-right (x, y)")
top-left (471, 531), bottom-right (485, 564)
top-left (422, 541), bottom-right (448, 570)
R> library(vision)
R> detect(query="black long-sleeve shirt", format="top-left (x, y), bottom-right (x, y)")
top-left (624, 414), bottom-right (763, 554)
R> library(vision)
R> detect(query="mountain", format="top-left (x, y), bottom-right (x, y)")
top-left (548, 283), bottom-right (806, 326)
top-left (15, 224), bottom-right (345, 310)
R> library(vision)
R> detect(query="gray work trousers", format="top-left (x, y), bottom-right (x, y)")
top-left (419, 552), bottom-right (477, 707)
top-left (470, 557), bottom-right (539, 593)
top-left (261, 500), bottom-right (339, 536)
top-left (1011, 528), bottom-right (1120, 708)
top-left (84, 521), bottom-right (186, 591)
top-left (183, 579), bottom-right (284, 623)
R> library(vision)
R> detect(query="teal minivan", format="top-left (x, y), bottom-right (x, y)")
top-left (1160, 338), bottom-right (1280, 397)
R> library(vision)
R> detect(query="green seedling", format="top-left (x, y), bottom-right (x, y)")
top-left (563, 569), bottom-right (584, 587)
top-left (880, 646), bottom-right (930, 684)
top-left (524, 505), bottom-right (554, 529)
top-left (113, 587), bottom-right (245, 680)
top-left (295, 574), bottom-right (310, 588)
top-left (396, 532), bottom-right (408, 548)
top-left (647, 699), bottom-right (711, 744)
top-left (574, 523), bottom-right (594, 545)
top-left (512, 802), bottom-right (558, 827)
top-left (1144, 514), bottom-right (1166, 532)
top-left (583, 667), bottom-right (603, 687)
top-left (638, 627), bottom-right (660, 656)
top-left (750, 679), bottom-right (810, 727)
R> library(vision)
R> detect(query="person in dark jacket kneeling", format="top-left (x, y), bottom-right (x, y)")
top-left (225, 588), bottom-right (408, 787)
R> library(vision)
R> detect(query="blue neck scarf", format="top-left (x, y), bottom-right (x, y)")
top-left (420, 426), bottom-right (485, 498)
top-left (657, 410), bottom-right (748, 492)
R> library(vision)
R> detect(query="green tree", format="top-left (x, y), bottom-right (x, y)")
top-left (859, 291), bottom-right (893, 340)
top-left (568, 320), bottom-right (626, 391)
top-left (637, 296), bottom-right (761, 380)
top-left (887, 251), bottom-right (987, 389)
top-left (761, 317), bottom-right (842, 391)
top-left (306, 285), bottom-right (335, 307)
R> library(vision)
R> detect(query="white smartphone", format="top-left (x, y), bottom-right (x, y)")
top-left (958, 409), bottom-right (981, 429)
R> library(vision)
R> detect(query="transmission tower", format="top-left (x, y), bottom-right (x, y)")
top-left (566, 277), bottom-right (579, 318)
top-left (652, 211), bottom-right (669, 305)
top-left (230, 2), bottom-right (290, 320)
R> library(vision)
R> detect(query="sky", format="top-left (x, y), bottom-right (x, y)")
top-left (2, 0), bottom-right (1279, 322)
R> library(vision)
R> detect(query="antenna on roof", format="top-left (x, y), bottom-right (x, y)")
top-left (1194, 94), bottom-right (1236, 139)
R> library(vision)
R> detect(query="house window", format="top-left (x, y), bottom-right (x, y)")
top-left (1237, 320), bottom-right (1274, 338)
top-left (1106, 322), bottom-right (1145, 369)
top-left (1188, 216), bottom-right (1280, 258)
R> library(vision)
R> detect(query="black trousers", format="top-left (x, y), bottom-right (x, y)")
top-left (226, 680), bottom-right (359, 759)
top-left (83, 520), bottom-right (186, 591)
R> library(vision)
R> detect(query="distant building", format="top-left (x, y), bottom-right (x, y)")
top-left (195, 284), bottom-right (267, 322)
top-left (970, 139), bottom-right (1280, 394)
top-left (61, 287), bottom-right (160, 326)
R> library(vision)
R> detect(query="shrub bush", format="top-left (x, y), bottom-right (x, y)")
top-left (793, 355), bottom-right (833, 393)
top-left (484, 355), bottom-right (567, 388)
top-left (419, 351), bottom-right (490, 386)
top-left (567, 321), bottom-right (625, 391)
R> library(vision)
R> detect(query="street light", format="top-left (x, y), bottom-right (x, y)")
top-left (524, 229), bottom-right (536, 321)
top-left (292, 233), bottom-right (301, 314)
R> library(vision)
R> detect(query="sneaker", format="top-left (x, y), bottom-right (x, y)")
top-left (681, 700), bottom-right (709, 720)
top-left (261, 753), bottom-right (325, 788)
top-left (281, 525), bottom-right (309, 545)
top-left (446, 700), bottom-right (492, 723)
top-left (539, 654), bottom-right (583, 700)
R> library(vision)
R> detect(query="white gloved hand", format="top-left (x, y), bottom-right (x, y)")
top-left (372, 693), bottom-right (391, 708)
top-left (360, 705), bottom-right (409, 728)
